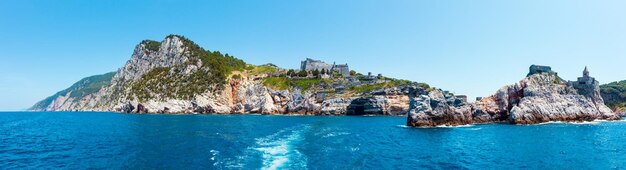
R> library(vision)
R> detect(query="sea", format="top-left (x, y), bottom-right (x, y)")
top-left (1, 112), bottom-right (625, 169)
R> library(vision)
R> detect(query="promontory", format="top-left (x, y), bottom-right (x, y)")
top-left (30, 35), bottom-right (624, 127)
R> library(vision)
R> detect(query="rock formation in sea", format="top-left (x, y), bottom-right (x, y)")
top-left (407, 65), bottom-right (621, 127)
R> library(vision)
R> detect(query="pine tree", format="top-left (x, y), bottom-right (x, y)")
top-left (298, 70), bottom-right (308, 77)
top-left (313, 69), bottom-right (320, 76)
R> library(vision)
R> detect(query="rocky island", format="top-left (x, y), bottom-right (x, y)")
top-left (30, 35), bottom-right (623, 127)
top-left (407, 65), bottom-right (621, 127)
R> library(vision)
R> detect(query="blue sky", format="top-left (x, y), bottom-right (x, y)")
top-left (1, 0), bottom-right (626, 111)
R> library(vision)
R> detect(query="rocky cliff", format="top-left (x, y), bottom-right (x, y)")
top-left (30, 35), bottom-right (421, 115)
top-left (407, 69), bottom-right (621, 127)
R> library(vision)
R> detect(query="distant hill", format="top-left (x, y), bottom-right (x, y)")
top-left (600, 80), bottom-right (626, 113)
top-left (30, 72), bottom-right (115, 111)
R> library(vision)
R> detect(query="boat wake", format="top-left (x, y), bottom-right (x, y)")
top-left (322, 132), bottom-right (350, 138)
top-left (251, 125), bottom-right (310, 170)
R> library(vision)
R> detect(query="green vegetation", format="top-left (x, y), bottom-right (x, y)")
top-left (600, 80), bottom-right (626, 111)
top-left (292, 78), bottom-right (329, 91)
top-left (553, 77), bottom-right (562, 84)
top-left (231, 74), bottom-right (242, 80)
top-left (349, 70), bottom-right (357, 76)
top-left (173, 34), bottom-right (246, 76)
top-left (262, 77), bottom-right (291, 90)
top-left (416, 82), bottom-right (430, 89)
top-left (261, 77), bottom-right (329, 91)
top-left (69, 72), bottom-right (116, 98)
top-left (142, 40), bottom-right (161, 51)
top-left (348, 83), bottom-right (386, 94)
top-left (349, 79), bottom-right (415, 94)
top-left (130, 66), bottom-right (229, 101)
top-left (129, 35), bottom-right (249, 101)
top-left (30, 72), bottom-right (116, 110)
top-left (297, 70), bottom-right (308, 77)
top-left (247, 65), bottom-right (277, 75)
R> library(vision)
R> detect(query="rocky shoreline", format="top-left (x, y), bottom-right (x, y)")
top-left (30, 35), bottom-right (623, 127)
top-left (407, 66), bottom-right (621, 127)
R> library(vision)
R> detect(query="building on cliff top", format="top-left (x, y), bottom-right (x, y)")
top-left (569, 66), bottom-right (599, 96)
top-left (300, 58), bottom-right (350, 77)
top-left (332, 64), bottom-right (350, 77)
top-left (301, 58), bottom-right (332, 72)
top-left (528, 65), bottom-right (552, 76)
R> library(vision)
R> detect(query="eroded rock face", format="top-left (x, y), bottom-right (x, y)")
top-left (507, 73), bottom-right (619, 124)
top-left (347, 98), bottom-right (385, 115)
top-left (407, 73), bottom-right (621, 127)
top-left (103, 81), bottom-right (418, 115)
top-left (406, 89), bottom-right (472, 127)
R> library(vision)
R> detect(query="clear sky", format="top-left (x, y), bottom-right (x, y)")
top-left (1, 0), bottom-right (626, 111)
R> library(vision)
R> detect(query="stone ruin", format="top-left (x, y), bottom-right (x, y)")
top-left (300, 58), bottom-right (350, 76)
top-left (528, 64), bottom-right (552, 76)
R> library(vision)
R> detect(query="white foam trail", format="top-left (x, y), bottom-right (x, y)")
top-left (210, 150), bottom-right (221, 166)
top-left (532, 121), bottom-right (564, 125)
top-left (435, 124), bottom-right (475, 128)
top-left (253, 125), bottom-right (309, 170)
top-left (569, 121), bottom-right (599, 125)
top-left (322, 132), bottom-right (350, 138)
top-left (210, 150), bottom-right (219, 161)
top-left (396, 125), bottom-right (410, 128)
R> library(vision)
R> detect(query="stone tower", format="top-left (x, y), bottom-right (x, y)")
top-left (571, 66), bottom-right (599, 98)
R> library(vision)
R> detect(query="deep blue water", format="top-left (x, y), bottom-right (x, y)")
top-left (1, 112), bottom-right (626, 169)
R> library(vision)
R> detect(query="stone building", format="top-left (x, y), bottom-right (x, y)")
top-left (301, 58), bottom-right (332, 72)
top-left (528, 65), bottom-right (552, 76)
top-left (300, 58), bottom-right (350, 76)
top-left (332, 63), bottom-right (350, 77)
top-left (570, 66), bottom-right (599, 96)
top-left (361, 72), bottom-right (386, 84)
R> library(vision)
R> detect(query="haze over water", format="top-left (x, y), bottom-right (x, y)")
top-left (1, 112), bottom-right (625, 169)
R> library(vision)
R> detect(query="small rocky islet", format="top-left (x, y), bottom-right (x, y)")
top-left (407, 65), bottom-right (620, 127)
top-left (30, 35), bottom-right (624, 127)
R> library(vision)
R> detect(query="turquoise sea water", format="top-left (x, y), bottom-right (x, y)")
top-left (1, 112), bottom-right (625, 169)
